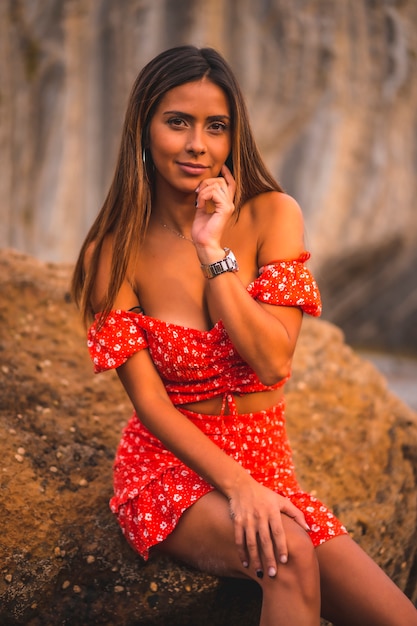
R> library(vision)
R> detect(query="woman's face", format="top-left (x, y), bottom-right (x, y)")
top-left (148, 78), bottom-right (232, 197)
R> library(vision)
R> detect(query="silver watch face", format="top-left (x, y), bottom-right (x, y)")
top-left (226, 249), bottom-right (238, 268)
top-left (201, 248), bottom-right (239, 278)
top-left (224, 251), bottom-right (237, 271)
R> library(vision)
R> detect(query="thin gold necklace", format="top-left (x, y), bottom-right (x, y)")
top-left (159, 220), bottom-right (194, 243)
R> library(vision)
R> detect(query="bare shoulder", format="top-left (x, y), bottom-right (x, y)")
top-left (84, 234), bottom-right (138, 313)
top-left (83, 234), bottom-right (112, 274)
top-left (82, 236), bottom-right (112, 312)
top-left (249, 192), bottom-right (305, 264)
top-left (250, 191), bottom-right (303, 228)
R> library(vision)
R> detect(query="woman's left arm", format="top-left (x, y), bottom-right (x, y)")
top-left (194, 177), bottom-right (306, 386)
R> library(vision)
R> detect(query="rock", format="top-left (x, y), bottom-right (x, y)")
top-left (1, 0), bottom-right (417, 352)
top-left (0, 248), bottom-right (416, 626)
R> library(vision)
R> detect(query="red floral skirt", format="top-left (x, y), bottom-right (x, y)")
top-left (112, 396), bottom-right (347, 560)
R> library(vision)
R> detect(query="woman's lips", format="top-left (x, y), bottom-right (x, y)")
top-left (177, 162), bottom-right (208, 175)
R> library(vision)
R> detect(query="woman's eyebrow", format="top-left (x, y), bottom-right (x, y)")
top-left (162, 110), bottom-right (231, 122)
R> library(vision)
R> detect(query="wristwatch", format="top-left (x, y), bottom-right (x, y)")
top-left (200, 248), bottom-right (239, 279)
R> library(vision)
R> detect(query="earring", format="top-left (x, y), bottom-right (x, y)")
top-left (142, 148), bottom-right (147, 165)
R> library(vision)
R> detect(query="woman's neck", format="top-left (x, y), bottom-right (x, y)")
top-left (151, 192), bottom-right (197, 235)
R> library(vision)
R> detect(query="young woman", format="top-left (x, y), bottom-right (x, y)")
top-left (72, 46), bottom-right (417, 625)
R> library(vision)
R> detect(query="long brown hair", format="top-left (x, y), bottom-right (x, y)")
top-left (71, 45), bottom-right (283, 325)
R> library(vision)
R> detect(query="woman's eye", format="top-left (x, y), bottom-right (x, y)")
top-left (209, 122), bottom-right (227, 132)
top-left (168, 117), bottom-right (185, 128)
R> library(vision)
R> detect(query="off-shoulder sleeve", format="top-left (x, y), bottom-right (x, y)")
top-left (248, 252), bottom-right (322, 316)
top-left (87, 310), bottom-right (148, 373)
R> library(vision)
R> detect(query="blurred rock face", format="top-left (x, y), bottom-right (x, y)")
top-left (1, 0), bottom-right (416, 351)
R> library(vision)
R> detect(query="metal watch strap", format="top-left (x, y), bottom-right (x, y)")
top-left (200, 248), bottom-right (239, 279)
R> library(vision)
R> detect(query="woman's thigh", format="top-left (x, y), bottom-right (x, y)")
top-left (155, 490), bottom-right (250, 578)
top-left (156, 489), bottom-right (317, 582)
top-left (316, 535), bottom-right (417, 626)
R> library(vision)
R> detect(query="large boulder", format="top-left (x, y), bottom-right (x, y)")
top-left (1, 248), bottom-right (416, 625)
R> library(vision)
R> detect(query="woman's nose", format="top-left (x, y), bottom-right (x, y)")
top-left (185, 128), bottom-right (206, 155)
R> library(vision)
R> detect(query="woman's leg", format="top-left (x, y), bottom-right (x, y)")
top-left (157, 490), bottom-right (321, 626)
top-left (317, 535), bottom-right (417, 626)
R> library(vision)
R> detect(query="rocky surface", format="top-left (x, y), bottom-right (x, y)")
top-left (1, 248), bottom-right (417, 626)
top-left (360, 350), bottom-right (417, 414)
top-left (1, 0), bottom-right (417, 352)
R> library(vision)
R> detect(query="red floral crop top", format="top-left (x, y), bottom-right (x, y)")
top-left (87, 254), bottom-right (321, 405)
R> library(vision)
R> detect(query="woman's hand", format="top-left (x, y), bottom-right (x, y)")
top-left (228, 477), bottom-right (310, 578)
top-left (191, 164), bottom-right (236, 253)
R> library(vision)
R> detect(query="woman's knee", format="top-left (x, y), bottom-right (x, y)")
top-left (272, 518), bottom-right (319, 598)
top-left (283, 515), bottom-right (317, 562)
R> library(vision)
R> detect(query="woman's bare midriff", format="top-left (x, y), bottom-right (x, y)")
top-left (179, 387), bottom-right (285, 415)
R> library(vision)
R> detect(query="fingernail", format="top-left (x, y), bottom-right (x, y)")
top-left (280, 554), bottom-right (288, 564)
top-left (268, 567), bottom-right (276, 578)
top-left (305, 524), bottom-right (311, 531)
top-left (242, 561), bottom-right (249, 568)
top-left (256, 569), bottom-right (264, 579)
